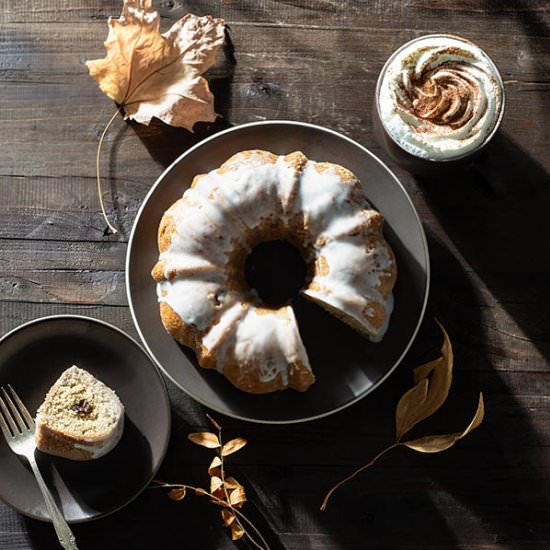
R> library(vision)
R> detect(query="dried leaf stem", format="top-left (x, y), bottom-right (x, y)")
top-left (320, 443), bottom-right (399, 511)
top-left (321, 321), bottom-right (485, 511)
top-left (209, 415), bottom-right (249, 546)
top-left (96, 108), bottom-right (121, 234)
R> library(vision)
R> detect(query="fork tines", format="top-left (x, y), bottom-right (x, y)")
top-left (0, 385), bottom-right (35, 439)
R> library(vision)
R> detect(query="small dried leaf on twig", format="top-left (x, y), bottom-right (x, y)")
top-left (229, 486), bottom-right (247, 507)
top-left (168, 487), bottom-right (187, 501)
top-left (221, 508), bottom-right (236, 526)
top-left (231, 521), bottom-right (245, 541)
top-left (208, 456), bottom-right (222, 476)
top-left (222, 437), bottom-right (247, 457)
top-left (210, 475), bottom-right (223, 493)
top-left (224, 476), bottom-right (242, 490)
top-left (207, 414), bottom-right (222, 431)
top-left (165, 416), bottom-right (269, 550)
top-left (403, 393), bottom-right (485, 453)
top-left (188, 432), bottom-right (221, 448)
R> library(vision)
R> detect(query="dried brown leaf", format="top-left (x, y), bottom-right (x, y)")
top-left (224, 476), bottom-right (242, 490)
top-left (395, 378), bottom-right (429, 441)
top-left (413, 320), bottom-right (453, 413)
top-left (231, 521), bottom-right (245, 541)
top-left (395, 320), bottom-right (453, 441)
top-left (210, 475), bottom-right (223, 493)
top-left (86, 1), bottom-right (225, 131)
top-left (229, 486), bottom-right (247, 508)
top-left (188, 432), bottom-right (220, 448)
top-left (168, 487), bottom-right (186, 501)
top-left (221, 509), bottom-right (236, 527)
top-left (222, 437), bottom-right (247, 457)
top-left (213, 489), bottom-right (226, 501)
top-left (208, 456), bottom-right (222, 476)
top-left (403, 393), bottom-right (485, 453)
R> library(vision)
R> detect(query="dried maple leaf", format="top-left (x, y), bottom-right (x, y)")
top-left (85, 0), bottom-right (225, 233)
top-left (86, 0), bottom-right (225, 129)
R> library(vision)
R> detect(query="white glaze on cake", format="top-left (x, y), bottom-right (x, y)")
top-left (153, 150), bottom-right (397, 393)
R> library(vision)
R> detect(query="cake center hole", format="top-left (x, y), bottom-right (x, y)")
top-left (244, 240), bottom-right (307, 306)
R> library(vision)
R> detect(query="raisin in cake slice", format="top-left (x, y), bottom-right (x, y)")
top-left (35, 366), bottom-right (124, 461)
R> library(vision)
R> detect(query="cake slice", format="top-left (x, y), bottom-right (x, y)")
top-left (35, 366), bottom-right (124, 461)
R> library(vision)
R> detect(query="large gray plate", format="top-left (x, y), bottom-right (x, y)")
top-left (127, 121), bottom-right (429, 423)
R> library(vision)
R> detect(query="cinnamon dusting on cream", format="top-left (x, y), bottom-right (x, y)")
top-left (378, 35), bottom-right (504, 160)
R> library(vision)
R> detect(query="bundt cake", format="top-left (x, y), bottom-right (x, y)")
top-left (151, 150), bottom-right (397, 394)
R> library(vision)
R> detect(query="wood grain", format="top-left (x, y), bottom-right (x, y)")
top-left (1, 0), bottom-right (549, 548)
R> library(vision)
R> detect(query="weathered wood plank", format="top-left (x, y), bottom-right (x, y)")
top-left (0, 270), bottom-right (126, 306)
top-left (0, 301), bottom-right (135, 336)
top-left (0, 239), bottom-right (124, 270)
top-left (1, 0), bottom-right (549, 27)
top-left (0, 176), bottom-right (135, 241)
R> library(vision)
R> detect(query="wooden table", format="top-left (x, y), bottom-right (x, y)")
top-left (1, 1), bottom-right (549, 548)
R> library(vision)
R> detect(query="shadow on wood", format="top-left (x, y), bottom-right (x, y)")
top-left (410, 132), bottom-right (550, 547)
top-left (419, 131), bottom-right (550, 363)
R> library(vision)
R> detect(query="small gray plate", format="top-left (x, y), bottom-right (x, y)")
top-left (0, 315), bottom-right (171, 522)
top-left (127, 121), bottom-right (429, 424)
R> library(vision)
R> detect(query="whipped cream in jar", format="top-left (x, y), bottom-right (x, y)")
top-left (374, 34), bottom-right (504, 172)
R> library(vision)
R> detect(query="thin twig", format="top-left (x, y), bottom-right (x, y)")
top-left (320, 443), bottom-right (400, 511)
top-left (216, 423), bottom-right (268, 550)
top-left (96, 108), bottom-right (121, 234)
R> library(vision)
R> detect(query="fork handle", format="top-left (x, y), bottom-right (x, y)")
top-left (29, 456), bottom-right (79, 550)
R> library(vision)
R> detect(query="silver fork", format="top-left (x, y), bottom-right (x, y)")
top-left (0, 385), bottom-right (78, 550)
